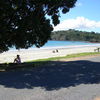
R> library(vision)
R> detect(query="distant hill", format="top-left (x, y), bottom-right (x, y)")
top-left (50, 29), bottom-right (100, 43)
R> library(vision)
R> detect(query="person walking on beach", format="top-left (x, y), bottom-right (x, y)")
top-left (56, 49), bottom-right (58, 53)
top-left (14, 55), bottom-right (21, 64)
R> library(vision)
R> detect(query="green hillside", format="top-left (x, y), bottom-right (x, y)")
top-left (50, 29), bottom-right (100, 42)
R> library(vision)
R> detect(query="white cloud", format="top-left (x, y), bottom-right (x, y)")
top-left (75, 2), bottom-right (82, 7)
top-left (54, 17), bottom-right (100, 31)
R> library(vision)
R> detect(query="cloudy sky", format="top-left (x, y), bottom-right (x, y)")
top-left (54, 0), bottom-right (100, 33)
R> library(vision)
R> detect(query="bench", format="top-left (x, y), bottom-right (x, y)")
top-left (94, 47), bottom-right (100, 52)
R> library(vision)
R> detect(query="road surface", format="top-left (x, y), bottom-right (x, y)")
top-left (0, 55), bottom-right (100, 100)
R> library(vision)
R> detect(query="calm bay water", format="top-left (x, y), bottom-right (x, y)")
top-left (10, 40), bottom-right (100, 50)
top-left (43, 41), bottom-right (94, 47)
top-left (40, 40), bottom-right (100, 48)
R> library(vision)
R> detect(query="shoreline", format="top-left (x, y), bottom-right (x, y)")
top-left (0, 45), bottom-right (100, 63)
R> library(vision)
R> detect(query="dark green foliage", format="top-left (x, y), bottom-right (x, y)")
top-left (0, 0), bottom-right (77, 52)
top-left (51, 29), bottom-right (100, 42)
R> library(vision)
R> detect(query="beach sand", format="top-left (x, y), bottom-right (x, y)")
top-left (0, 45), bottom-right (99, 63)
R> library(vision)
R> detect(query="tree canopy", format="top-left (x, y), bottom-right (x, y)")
top-left (51, 29), bottom-right (100, 42)
top-left (0, 0), bottom-right (77, 52)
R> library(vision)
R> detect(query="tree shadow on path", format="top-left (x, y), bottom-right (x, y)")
top-left (0, 60), bottom-right (100, 91)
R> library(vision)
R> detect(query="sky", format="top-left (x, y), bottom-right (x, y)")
top-left (53, 0), bottom-right (100, 33)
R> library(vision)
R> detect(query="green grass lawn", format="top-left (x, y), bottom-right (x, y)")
top-left (0, 52), bottom-right (100, 71)
top-left (30, 52), bottom-right (100, 62)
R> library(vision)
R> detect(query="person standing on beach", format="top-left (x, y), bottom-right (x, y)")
top-left (14, 55), bottom-right (21, 64)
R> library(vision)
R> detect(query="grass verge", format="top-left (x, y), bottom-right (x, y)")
top-left (0, 52), bottom-right (100, 71)
top-left (31, 52), bottom-right (100, 62)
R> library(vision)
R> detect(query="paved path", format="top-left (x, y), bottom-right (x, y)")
top-left (0, 56), bottom-right (100, 100)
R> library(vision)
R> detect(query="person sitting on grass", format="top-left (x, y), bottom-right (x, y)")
top-left (14, 55), bottom-right (21, 64)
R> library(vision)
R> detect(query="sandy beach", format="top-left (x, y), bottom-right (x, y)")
top-left (0, 45), bottom-right (100, 63)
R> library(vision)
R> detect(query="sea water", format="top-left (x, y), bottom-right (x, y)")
top-left (36, 40), bottom-right (100, 49)
top-left (10, 40), bottom-right (100, 51)
top-left (41, 41), bottom-right (95, 47)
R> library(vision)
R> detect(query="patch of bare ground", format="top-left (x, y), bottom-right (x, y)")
top-left (94, 97), bottom-right (100, 100)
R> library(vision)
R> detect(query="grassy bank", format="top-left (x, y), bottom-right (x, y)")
top-left (32, 52), bottom-right (100, 62)
top-left (0, 52), bottom-right (100, 71)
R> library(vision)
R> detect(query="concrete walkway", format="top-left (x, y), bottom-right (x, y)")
top-left (0, 56), bottom-right (100, 100)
